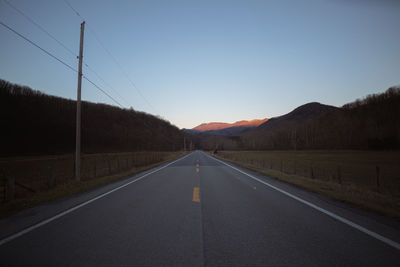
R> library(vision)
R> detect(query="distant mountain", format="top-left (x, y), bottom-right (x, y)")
top-left (192, 118), bottom-right (268, 135)
top-left (197, 88), bottom-right (400, 150)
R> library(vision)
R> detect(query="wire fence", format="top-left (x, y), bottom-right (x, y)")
top-left (0, 151), bottom-right (181, 202)
top-left (216, 151), bottom-right (400, 198)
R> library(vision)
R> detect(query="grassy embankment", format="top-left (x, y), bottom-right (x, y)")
top-left (0, 151), bottom-right (188, 218)
top-left (213, 150), bottom-right (400, 220)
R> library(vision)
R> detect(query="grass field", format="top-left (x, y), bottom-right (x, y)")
top-left (0, 151), bottom-right (186, 218)
top-left (214, 150), bottom-right (400, 220)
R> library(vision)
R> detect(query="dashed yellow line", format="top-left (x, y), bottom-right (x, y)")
top-left (192, 187), bottom-right (200, 202)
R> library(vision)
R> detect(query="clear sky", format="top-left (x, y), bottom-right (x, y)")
top-left (1, 0), bottom-right (399, 129)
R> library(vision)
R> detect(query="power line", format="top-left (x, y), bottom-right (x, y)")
top-left (4, 1), bottom-right (182, 148)
top-left (0, 20), bottom-right (77, 73)
top-left (63, 0), bottom-right (83, 19)
top-left (87, 26), bottom-right (158, 113)
top-left (83, 76), bottom-right (124, 108)
top-left (3, 0), bottom-right (77, 58)
top-left (83, 75), bottom-right (179, 146)
top-left (62, 0), bottom-right (159, 114)
top-left (2, 11), bottom-right (182, 149)
top-left (4, 0), bottom-right (129, 108)
top-left (0, 20), bottom-right (125, 109)
top-left (84, 63), bottom-right (130, 107)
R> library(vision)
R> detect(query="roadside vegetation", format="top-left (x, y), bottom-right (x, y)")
top-left (0, 151), bottom-right (188, 218)
top-left (0, 78), bottom-right (189, 218)
top-left (214, 150), bottom-right (400, 220)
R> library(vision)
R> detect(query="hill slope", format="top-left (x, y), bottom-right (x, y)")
top-left (257, 102), bottom-right (338, 130)
top-left (199, 88), bottom-right (400, 150)
top-left (192, 118), bottom-right (268, 135)
top-left (0, 79), bottom-right (183, 156)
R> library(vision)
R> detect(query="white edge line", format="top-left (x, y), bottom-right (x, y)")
top-left (205, 152), bottom-right (400, 251)
top-left (0, 152), bottom-right (193, 246)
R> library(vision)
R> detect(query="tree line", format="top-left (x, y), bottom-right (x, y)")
top-left (0, 79), bottom-right (184, 157)
top-left (198, 86), bottom-right (400, 150)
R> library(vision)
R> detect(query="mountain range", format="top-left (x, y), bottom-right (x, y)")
top-left (190, 118), bottom-right (268, 136)
top-left (193, 86), bottom-right (400, 151)
top-left (189, 102), bottom-right (337, 137)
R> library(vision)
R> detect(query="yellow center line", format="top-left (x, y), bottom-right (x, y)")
top-left (192, 187), bottom-right (200, 202)
top-left (196, 167), bottom-right (199, 172)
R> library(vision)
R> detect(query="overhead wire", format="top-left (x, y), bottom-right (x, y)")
top-left (2, 1), bottom-right (182, 148)
top-left (3, 0), bottom-right (77, 58)
top-left (84, 63), bottom-right (131, 107)
top-left (3, 0), bottom-right (129, 108)
top-left (0, 20), bottom-right (124, 108)
top-left (61, 0), bottom-right (183, 147)
top-left (62, 0), bottom-right (159, 114)
top-left (83, 76), bottom-right (124, 108)
top-left (0, 20), bottom-right (77, 73)
top-left (86, 27), bottom-right (158, 113)
top-left (62, 0), bottom-right (82, 18)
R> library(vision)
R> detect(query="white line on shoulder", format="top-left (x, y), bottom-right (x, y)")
top-left (0, 152), bottom-right (193, 246)
top-left (205, 152), bottom-right (400, 251)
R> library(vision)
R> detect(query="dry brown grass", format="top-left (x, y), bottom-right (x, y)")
top-left (214, 150), bottom-right (400, 220)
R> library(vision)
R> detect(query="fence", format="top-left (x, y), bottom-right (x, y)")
top-left (217, 151), bottom-right (400, 197)
top-left (0, 151), bottom-right (178, 203)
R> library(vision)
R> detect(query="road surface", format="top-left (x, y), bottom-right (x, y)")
top-left (0, 151), bottom-right (399, 266)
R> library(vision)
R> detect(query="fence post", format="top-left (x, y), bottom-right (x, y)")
top-left (47, 165), bottom-right (54, 188)
top-left (6, 177), bottom-right (15, 202)
top-left (310, 164), bottom-right (314, 179)
top-left (376, 166), bottom-right (380, 192)
top-left (0, 172), bottom-right (5, 203)
top-left (93, 159), bottom-right (97, 178)
top-left (294, 161), bottom-right (297, 175)
top-left (337, 165), bottom-right (342, 185)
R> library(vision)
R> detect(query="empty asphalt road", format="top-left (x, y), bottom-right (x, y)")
top-left (0, 151), bottom-right (399, 266)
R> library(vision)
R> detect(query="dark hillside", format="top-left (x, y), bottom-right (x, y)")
top-left (0, 79), bottom-right (183, 156)
top-left (201, 126), bottom-right (252, 136)
top-left (197, 87), bottom-right (400, 150)
top-left (259, 102), bottom-right (338, 128)
top-left (242, 87), bottom-right (400, 150)
top-left (257, 102), bottom-right (338, 131)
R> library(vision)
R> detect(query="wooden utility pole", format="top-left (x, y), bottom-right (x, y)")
top-left (75, 21), bottom-right (85, 182)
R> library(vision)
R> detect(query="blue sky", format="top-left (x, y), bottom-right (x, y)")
top-left (1, 0), bottom-right (399, 129)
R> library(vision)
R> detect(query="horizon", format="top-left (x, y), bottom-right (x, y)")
top-left (3, 75), bottom-right (394, 130)
top-left (1, 0), bottom-right (399, 129)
